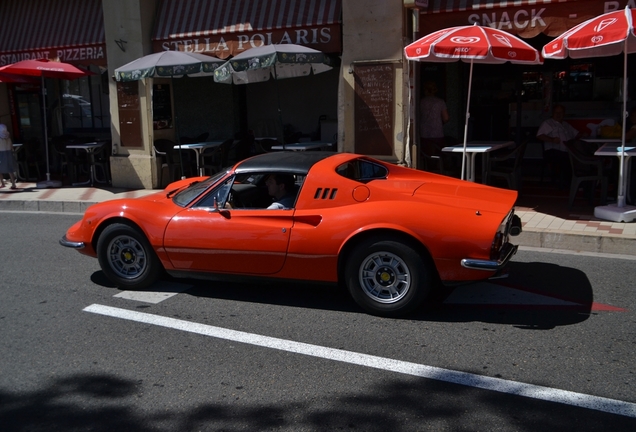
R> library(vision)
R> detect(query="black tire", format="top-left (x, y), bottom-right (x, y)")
top-left (96, 223), bottom-right (162, 289)
top-left (345, 238), bottom-right (432, 317)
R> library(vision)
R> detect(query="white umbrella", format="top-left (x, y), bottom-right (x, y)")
top-left (213, 44), bottom-right (333, 145)
top-left (115, 51), bottom-right (224, 178)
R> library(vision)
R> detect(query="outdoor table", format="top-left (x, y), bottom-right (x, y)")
top-left (174, 141), bottom-right (224, 176)
top-left (271, 142), bottom-right (332, 151)
top-left (594, 143), bottom-right (636, 206)
top-left (442, 141), bottom-right (514, 182)
top-left (65, 141), bottom-right (105, 186)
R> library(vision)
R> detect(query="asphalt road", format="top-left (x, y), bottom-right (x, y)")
top-left (1, 211), bottom-right (636, 431)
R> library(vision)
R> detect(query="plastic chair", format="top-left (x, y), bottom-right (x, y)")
top-left (487, 140), bottom-right (528, 191)
top-left (154, 139), bottom-right (193, 181)
top-left (91, 140), bottom-right (111, 184)
top-left (17, 138), bottom-right (43, 181)
top-left (202, 138), bottom-right (233, 175)
top-left (420, 136), bottom-right (459, 177)
top-left (564, 141), bottom-right (607, 209)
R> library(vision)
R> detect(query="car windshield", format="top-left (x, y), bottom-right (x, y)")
top-left (172, 170), bottom-right (229, 207)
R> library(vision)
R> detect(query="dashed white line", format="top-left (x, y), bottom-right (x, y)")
top-left (83, 303), bottom-right (636, 418)
top-left (113, 281), bottom-right (192, 304)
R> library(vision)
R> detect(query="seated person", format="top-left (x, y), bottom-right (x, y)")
top-left (536, 104), bottom-right (585, 186)
top-left (265, 173), bottom-right (297, 209)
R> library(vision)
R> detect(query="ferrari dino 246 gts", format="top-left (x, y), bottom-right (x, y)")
top-left (61, 151), bottom-right (521, 317)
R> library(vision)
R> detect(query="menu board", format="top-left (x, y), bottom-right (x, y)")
top-left (117, 81), bottom-right (142, 148)
top-left (354, 62), bottom-right (394, 155)
top-left (152, 84), bottom-right (173, 130)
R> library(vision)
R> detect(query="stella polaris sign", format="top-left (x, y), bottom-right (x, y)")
top-left (153, 26), bottom-right (339, 59)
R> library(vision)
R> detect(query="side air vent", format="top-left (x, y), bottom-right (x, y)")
top-left (314, 188), bottom-right (338, 200)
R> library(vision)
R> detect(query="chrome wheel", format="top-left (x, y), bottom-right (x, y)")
top-left (359, 251), bottom-right (410, 304)
top-left (97, 223), bottom-right (161, 289)
top-left (107, 234), bottom-right (147, 279)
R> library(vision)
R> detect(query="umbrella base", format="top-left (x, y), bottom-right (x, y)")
top-left (594, 203), bottom-right (636, 223)
top-left (36, 179), bottom-right (62, 189)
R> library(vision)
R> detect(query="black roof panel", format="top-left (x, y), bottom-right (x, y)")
top-left (234, 151), bottom-right (334, 174)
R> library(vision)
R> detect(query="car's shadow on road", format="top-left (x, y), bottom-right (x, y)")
top-left (90, 261), bottom-right (594, 329)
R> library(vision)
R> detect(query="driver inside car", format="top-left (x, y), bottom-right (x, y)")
top-left (265, 173), bottom-right (297, 209)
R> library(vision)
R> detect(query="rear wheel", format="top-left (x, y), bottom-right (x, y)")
top-left (345, 238), bottom-right (432, 317)
top-left (97, 223), bottom-right (161, 289)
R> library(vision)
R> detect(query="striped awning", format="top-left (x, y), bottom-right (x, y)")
top-left (424, 0), bottom-right (573, 14)
top-left (0, 0), bottom-right (106, 67)
top-left (419, 0), bottom-right (619, 38)
top-left (153, 0), bottom-right (342, 59)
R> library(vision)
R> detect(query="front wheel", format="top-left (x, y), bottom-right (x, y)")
top-left (345, 239), bottom-right (432, 317)
top-left (97, 223), bottom-right (161, 289)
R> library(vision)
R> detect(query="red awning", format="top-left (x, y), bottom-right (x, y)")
top-left (153, 0), bottom-right (342, 59)
top-left (420, 0), bottom-right (629, 38)
top-left (0, 0), bottom-right (106, 67)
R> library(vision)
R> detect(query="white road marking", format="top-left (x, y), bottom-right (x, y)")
top-left (113, 281), bottom-right (192, 304)
top-left (84, 303), bottom-right (636, 418)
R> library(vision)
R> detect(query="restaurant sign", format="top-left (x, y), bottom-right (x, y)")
top-left (152, 26), bottom-right (341, 59)
top-left (0, 44), bottom-right (106, 67)
top-left (421, 0), bottom-right (636, 38)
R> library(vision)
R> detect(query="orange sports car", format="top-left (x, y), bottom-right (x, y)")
top-left (60, 151), bottom-right (521, 317)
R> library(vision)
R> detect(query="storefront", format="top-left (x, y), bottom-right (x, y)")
top-left (406, 0), bottom-right (636, 165)
top-left (103, 0), bottom-right (342, 189)
top-left (0, 0), bottom-right (109, 171)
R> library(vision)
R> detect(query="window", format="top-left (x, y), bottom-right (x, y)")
top-left (59, 65), bottom-right (110, 132)
top-left (336, 159), bottom-right (388, 182)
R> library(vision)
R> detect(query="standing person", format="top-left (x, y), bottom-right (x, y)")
top-left (0, 124), bottom-right (17, 189)
top-left (536, 104), bottom-right (584, 186)
top-left (419, 81), bottom-right (449, 162)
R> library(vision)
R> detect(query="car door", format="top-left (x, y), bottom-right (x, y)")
top-left (163, 176), bottom-right (293, 275)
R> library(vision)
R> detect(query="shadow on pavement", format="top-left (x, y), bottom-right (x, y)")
top-left (1, 372), bottom-right (634, 431)
top-left (89, 259), bottom-right (594, 329)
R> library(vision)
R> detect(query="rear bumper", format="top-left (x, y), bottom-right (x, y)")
top-left (59, 235), bottom-right (85, 249)
top-left (460, 242), bottom-right (518, 271)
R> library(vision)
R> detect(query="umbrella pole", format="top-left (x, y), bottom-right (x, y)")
top-left (461, 60), bottom-right (474, 181)
top-left (41, 75), bottom-right (51, 182)
top-left (618, 43), bottom-right (628, 208)
top-left (273, 66), bottom-right (286, 150)
top-left (172, 76), bottom-right (186, 179)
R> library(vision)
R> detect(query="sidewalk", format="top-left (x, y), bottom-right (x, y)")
top-left (1, 181), bottom-right (635, 256)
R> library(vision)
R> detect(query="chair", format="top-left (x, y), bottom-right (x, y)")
top-left (202, 138), bottom-right (233, 175)
top-left (564, 141), bottom-right (607, 209)
top-left (420, 136), bottom-right (459, 177)
top-left (227, 135), bottom-right (254, 165)
top-left (154, 139), bottom-right (193, 181)
top-left (16, 138), bottom-right (43, 181)
top-left (91, 140), bottom-right (111, 184)
top-left (487, 140), bottom-right (528, 191)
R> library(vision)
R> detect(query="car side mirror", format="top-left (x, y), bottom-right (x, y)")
top-left (213, 197), bottom-right (231, 219)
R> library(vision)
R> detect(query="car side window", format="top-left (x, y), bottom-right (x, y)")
top-left (336, 159), bottom-right (388, 182)
top-left (195, 177), bottom-right (233, 208)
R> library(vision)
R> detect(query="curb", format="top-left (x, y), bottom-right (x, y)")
top-left (515, 228), bottom-right (636, 256)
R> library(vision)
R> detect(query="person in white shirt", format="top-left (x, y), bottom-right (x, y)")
top-left (536, 104), bottom-right (583, 186)
top-left (0, 124), bottom-right (17, 189)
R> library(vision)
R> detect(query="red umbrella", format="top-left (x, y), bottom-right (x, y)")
top-left (0, 59), bottom-right (90, 187)
top-left (0, 71), bottom-right (39, 84)
top-left (543, 7), bottom-right (636, 215)
top-left (405, 25), bottom-right (543, 180)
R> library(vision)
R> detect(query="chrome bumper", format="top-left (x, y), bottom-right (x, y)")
top-left (59, 235), bottom-right (85, 249)
top-left (460, 242), bottom-right (518, 271)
